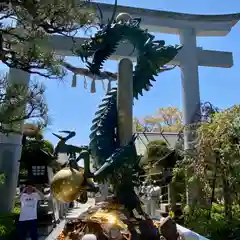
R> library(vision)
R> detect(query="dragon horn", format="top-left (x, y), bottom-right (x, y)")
top-left (59, 131), bottom-right (76, 137)
top-left (106, 0), bottom-right (117, 28)
top-left (59, 130), bottom-right (72, 134)
top-left (52, 133), bottom-right (63, 140)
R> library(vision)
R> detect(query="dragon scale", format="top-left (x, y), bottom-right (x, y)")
top-left (79, 18), bottom-right (181, 184)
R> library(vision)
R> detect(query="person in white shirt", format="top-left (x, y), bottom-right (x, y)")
top-left (18, 183), bottom-right (45, 240)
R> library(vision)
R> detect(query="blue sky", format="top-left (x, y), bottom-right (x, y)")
top-left (2, 0), bottom-right (240, 147)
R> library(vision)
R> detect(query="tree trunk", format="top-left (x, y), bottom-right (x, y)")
top-left (186, 169), bottom-right (199, 206)
top-left (168, 182), bottom-right (176, 209)
top-left (222, 177), bottom-right (232, 221)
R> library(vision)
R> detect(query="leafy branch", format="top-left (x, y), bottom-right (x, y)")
top-left (0, 0), bottom-right (95, 78)
top-left (0, 74), bottom-right (48, 133)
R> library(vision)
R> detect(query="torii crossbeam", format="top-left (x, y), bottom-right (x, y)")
top-left (41, 2), bottom-right (239, 151)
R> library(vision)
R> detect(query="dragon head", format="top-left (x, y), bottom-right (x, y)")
top-left (80, 29), bottom-right (110, 58)
top-left (77, 0), bottom-right (121, 64)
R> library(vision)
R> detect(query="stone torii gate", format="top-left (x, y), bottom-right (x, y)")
top-left (46, 3), bottom-right (239, 149)
top-left (1, 3), bottom-right (240, 212)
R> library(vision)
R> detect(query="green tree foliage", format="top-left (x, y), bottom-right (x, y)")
top-left (0, 76), bottom-right (48, 133)
top-left (174, 105), bottom-right (240, 238)
top-left (0, 0), bottom-right (95, 213)
top-left (21, 124), bottom-right (54, 163)
top-left (21, 136), bottom-right (62, 173)
top-left (0, 173), bottom-right (5, 185)
top-left (133, 118), bottom-right (145, 132)
top-left (142, 140), bottom-right (168, 180)
top-left (0, 1), bottom-right (95, 131)
top-left (19, 126), bottom-right (57, 180)
top-left (143, 140), bottom-right (178, 181)
top-left (134, 103), bottom-right (218, 133)
top-left (0, 0), bottom-right (94, 77)
top-left (22, 138), bottom-right (54, 157)
top-left (184, 203), bottom-right (240, 240)
top-left (145, 140), bottom-right (168, 161)
top-left (197, 105), bottom-right (240, 214)
top-left (143, 140), bottom-right (183, 204)
top-left (134, 107), bottom-right (183, 132)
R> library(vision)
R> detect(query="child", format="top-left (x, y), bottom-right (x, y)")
top-left (18, 182), bottom-right (45, 240)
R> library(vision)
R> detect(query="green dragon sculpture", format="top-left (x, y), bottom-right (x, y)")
top-left (65, 4), bottom-right (181, 216)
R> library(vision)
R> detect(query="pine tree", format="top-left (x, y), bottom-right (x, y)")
top-left (0, 0), bottom-right (94, 78)
top-left (0, 0), bottom-right (95, 213)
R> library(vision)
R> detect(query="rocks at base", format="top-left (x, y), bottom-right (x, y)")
top-left (57, 201), bottom-right (180, 240)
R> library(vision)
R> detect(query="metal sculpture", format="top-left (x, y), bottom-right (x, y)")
top-left (52, 2), bottom-right (181, 238)
top-left (51, 131), bottom-right (97, 203)
top-left (78, 10), bottom-right (180, 203)
top-left (53, 131), bottom-right (88, 157)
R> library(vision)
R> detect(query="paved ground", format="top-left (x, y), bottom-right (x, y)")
top-left (45, 198), bottom-right (95, 240)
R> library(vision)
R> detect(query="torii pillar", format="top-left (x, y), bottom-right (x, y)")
top-left (0, 69), bottom-right (30, 212)
top-left (180, 28), bottom-right (200, 150)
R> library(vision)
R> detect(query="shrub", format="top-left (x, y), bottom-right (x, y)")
top-left (0, 213), bottom-right (19, 239)
top-left (184, 203), bottom-right (240, 240)
top-left (0, 202), bottom-right (20, 239)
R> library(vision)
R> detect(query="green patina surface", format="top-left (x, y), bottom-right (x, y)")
top-left (76, 7), bottom-right (180, 212)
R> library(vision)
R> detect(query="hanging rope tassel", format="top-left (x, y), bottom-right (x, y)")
top-left (101, 80), bottom-right (106, 92)
top-left (107, 80), bottom-right (111, 92)
top-left (71, 74), bottom-right (77, 88)
top-left (90, 79), bottom-right (96, 93)
top-left (84, 77), bottom-right (88, 89)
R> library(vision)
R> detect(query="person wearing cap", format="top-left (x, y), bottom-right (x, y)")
top-left (18, 182), bottom-right (45, 240)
